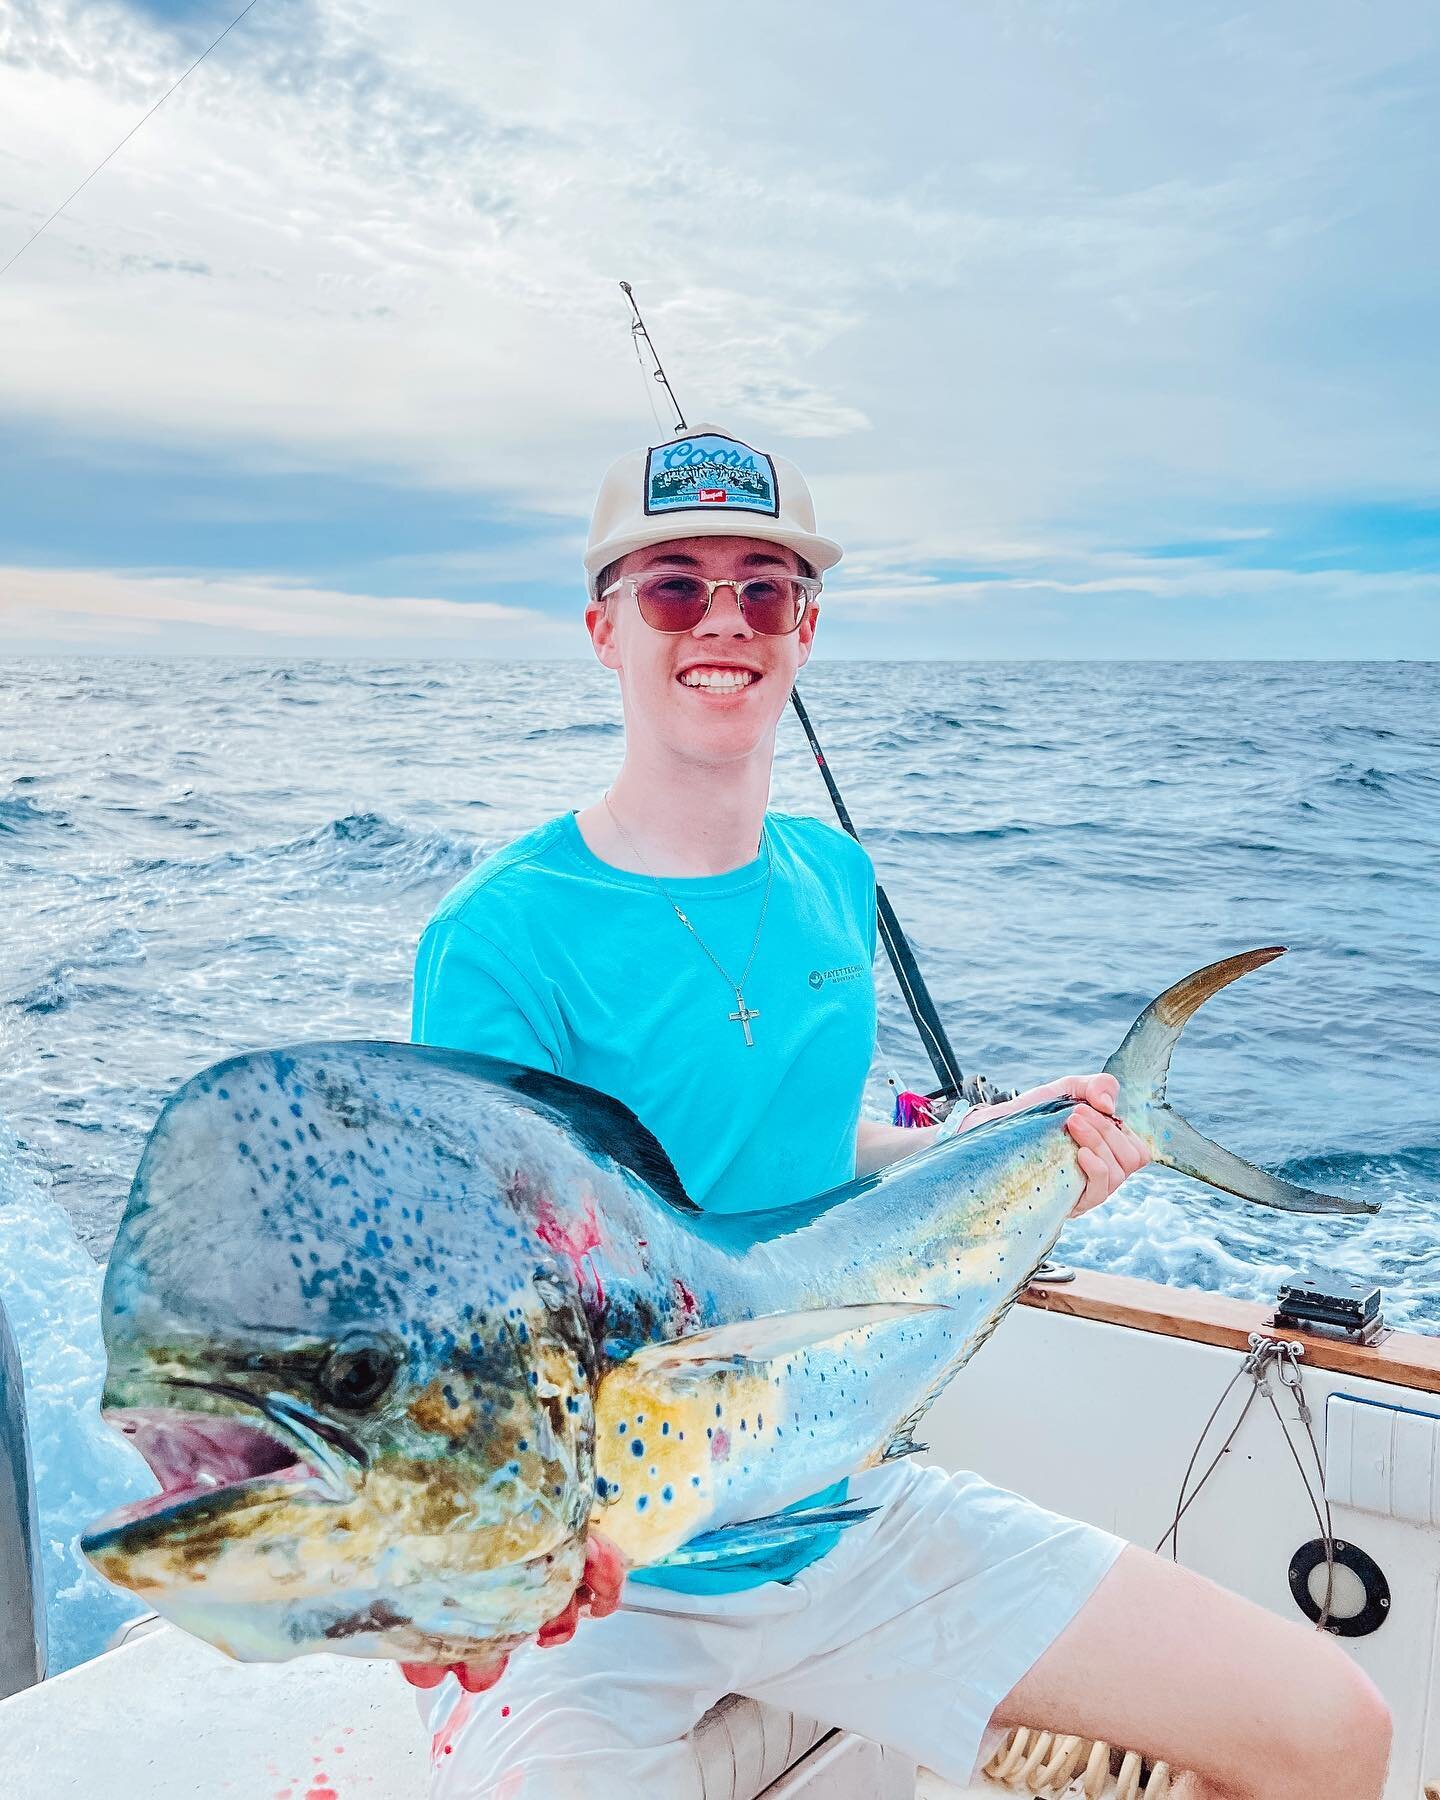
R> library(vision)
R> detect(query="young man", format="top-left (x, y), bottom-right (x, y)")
top-left (409, 428), bottom-right (1390, 1799)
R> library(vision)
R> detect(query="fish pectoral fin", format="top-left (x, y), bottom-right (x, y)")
top-left (649, 1503), bottom-right (880, 1569)
top-left (627, 1301), bottom-right (946, 1375)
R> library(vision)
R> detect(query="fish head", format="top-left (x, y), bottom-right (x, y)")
top-left (83, 1043), bottom-right (601, 1668)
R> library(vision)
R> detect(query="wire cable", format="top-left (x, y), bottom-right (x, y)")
top-left (1156, 1335), bottom-right (1337, 1634)
top-left (0, 0), bottom-right (265, 282)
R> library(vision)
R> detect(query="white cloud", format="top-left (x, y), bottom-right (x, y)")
top-left (0, 562), bottom-right (575, 654)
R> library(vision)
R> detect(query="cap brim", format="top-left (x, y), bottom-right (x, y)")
top-left (585, 517), bottom-right (843, 592)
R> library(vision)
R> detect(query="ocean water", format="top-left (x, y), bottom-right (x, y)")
top-left (1, 657), bottom-right (1435, 1675)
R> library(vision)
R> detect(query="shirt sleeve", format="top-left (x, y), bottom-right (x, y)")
top-left (411, 916), bottom-right (564, 1074)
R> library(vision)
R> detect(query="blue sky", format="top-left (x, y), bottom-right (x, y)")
top-left (1, 0), bottom-right (1437, 657)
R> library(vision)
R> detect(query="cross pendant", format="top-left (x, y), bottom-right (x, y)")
top-left (729, 992), bottom-right (760, 1047)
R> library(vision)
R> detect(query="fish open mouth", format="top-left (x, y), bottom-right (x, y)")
top-left (85, 1402), bottom-right (348, 1543)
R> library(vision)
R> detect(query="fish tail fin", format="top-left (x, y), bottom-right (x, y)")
top-left (1104, 948), bottom-right (1376, 1217)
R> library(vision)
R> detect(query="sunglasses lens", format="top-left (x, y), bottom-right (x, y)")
top-left (635, 575), bottom-right (710, 632)
top-left (630, 574), bottom-right (809, 634)
top-left (739, 578), bottom-right (804, 634)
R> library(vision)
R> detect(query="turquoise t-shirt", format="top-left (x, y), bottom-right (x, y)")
top-left (411, 808), bottom-right (878, 1590)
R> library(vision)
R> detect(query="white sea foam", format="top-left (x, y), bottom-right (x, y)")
top-left (0, 1124), bottom-right (150, 1674)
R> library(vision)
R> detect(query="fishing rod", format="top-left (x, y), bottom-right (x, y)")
top-left (616, 281), bottom-right (1009, 1111)
top-left (620, 282), bottom-right (688, 437)
top-left (788, 688), bottom-right (1011, 1110)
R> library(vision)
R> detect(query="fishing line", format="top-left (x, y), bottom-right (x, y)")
top-left (0, 0), bottom-right (265, 282)
top-left (619, 281), bottom-right (687, 436)
top-left (630, 319), bottom-right (666, 437)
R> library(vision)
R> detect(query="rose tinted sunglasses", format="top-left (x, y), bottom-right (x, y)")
top-left (598, 571), bottom-right (822, 636)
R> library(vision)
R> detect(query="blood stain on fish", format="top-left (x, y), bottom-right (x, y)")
top-left (535, 1196), bottom-right (606, 1305)
top-left (673, 1276), bottom-right (700, 1326)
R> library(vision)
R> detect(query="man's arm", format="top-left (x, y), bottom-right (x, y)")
top-left (854, 1073), bottom-right (1149, 1214)
top-left (855, 1117), bottom-right (939, 1175)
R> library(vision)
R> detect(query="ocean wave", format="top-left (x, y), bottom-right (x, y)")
top-left (1325, 762), bottom-right (1440, 799)
top-left (0, 795), bottom-right (71, 835)
top-left (301, 810), bottom-right (476, 868)
top-left (266, 811), bottom-right (481, 888)
top-left (522, 720), bottom-right (622, 743)
top-left (6, 929), bottom-right (147, 1017)
top-left (1274, 1143), bottom-right (1440, 1187)
top-left (1062, 1155), bottom-right (1440, 1333)
top-left (120, 811), bottom-right (480, 889)
top-left (868, 820), bottom-right (1105, 848)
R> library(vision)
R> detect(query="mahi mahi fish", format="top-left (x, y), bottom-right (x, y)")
top-left (83, 948), bottom-right (1372, 1670)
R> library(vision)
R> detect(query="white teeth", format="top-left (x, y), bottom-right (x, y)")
top-left (680, 669), bottom-right (757, 691)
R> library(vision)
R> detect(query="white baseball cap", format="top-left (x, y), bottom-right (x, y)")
top-left (584, 424), bottom-right (843, 597)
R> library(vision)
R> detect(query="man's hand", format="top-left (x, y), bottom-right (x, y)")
top-left (953, 1073), bottom-right (1149, 1217)
top-left (400, 1534), bottom-right (628, 1694)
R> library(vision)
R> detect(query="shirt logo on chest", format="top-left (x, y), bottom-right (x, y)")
top-left (808, 963), bottom-right (864, 990)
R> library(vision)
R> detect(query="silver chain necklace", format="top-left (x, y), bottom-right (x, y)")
top-left (602, 793), bottom-right (773, 1046)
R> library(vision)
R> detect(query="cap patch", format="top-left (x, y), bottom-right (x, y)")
top-left (644, 435), bottom-right (779, 518)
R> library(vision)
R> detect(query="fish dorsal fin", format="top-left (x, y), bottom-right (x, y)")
top-left (627, 1300), bottom-right (945, 1375)
top-left (497, 1061), bottom-right (697, 1212)
top-left (359, 1048), bottom-right (694, 1215)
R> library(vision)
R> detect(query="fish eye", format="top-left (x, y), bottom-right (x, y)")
top-left (318, 1334), bottom-right (402, 1412)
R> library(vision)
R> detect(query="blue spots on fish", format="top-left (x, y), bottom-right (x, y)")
top-left (630, 1439), bottom-right (645, 1458)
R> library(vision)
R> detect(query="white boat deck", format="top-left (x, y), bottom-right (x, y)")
top-left (0, 1620), bottom-right (957, 1799)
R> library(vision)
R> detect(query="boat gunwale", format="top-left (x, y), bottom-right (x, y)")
top-left (1018, 1269), bottom-right (1440, 1396)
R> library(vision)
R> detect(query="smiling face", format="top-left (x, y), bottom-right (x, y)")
top-left (585, 535), bottom-right (819, 767)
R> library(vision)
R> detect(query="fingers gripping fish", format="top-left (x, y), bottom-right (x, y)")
top-left (83, 948), bottom-right (1371, 1672)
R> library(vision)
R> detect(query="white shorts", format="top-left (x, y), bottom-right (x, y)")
top-left (420, 1463), bottom-right (1126, 1799)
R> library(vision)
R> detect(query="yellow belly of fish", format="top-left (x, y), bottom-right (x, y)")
top-left (589, 1359), bottom-right (777, 1564)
